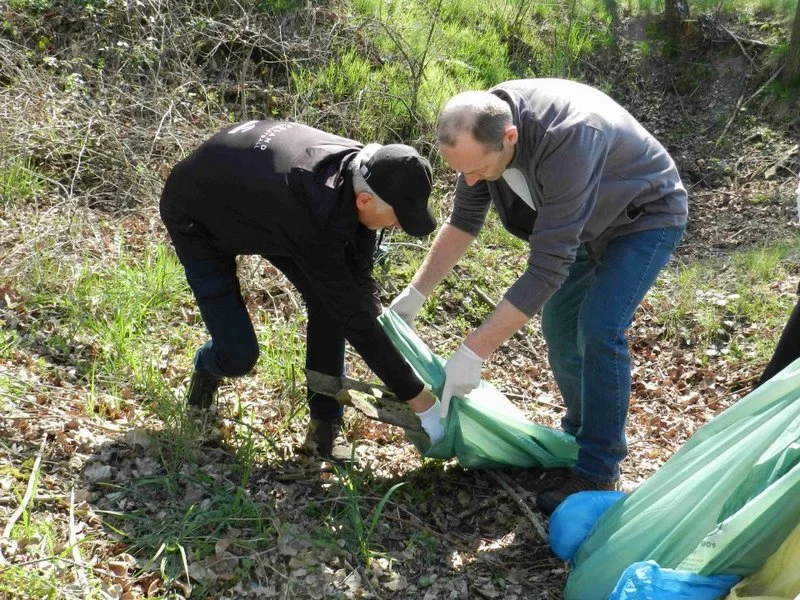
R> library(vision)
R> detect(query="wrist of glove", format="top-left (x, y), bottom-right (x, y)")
top-left (440, 344), bottom-right (484, 418)
top-left (388, 285), bottom-right (426, 326)
top-left (415, 399), bottom-right (444, 444)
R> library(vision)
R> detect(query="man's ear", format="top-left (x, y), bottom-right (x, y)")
top-left (355, 191), bottom-right (373, 211)
top-left (504, 124), bottom-right (519, 147)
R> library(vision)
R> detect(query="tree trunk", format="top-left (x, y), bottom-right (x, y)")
top-left (785, 3), bottom-right (800, 86)
top-left (664, 0), bottom-right (690, 47)
top-left (665, 0), bottom-right (682, 45)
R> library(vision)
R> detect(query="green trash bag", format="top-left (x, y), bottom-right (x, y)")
top-left (379, 310), bottom-right (578, 469)
top-left (565, 357), bottom-right (800, 600)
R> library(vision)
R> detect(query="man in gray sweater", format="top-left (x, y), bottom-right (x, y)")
top-left (390, 79), bottom-right (687, 513)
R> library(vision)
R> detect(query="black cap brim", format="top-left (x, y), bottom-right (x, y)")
top-left (396, 204), bottom-right (436, 237)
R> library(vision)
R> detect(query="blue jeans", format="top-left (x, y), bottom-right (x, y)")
top-left (541, 226), bottom-right (685, 484)
top-left (180, 254), bottom-right (345, 421)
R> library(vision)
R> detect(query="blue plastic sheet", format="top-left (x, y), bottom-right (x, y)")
top-left (549, 491), bottom-right (625, 562)
top-left (609, 561), bottom-right (740, 600)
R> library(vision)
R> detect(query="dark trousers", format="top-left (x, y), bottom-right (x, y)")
top-left (180, 254), bottom-right (345, 420)
top-left (759, 286), bottom-right (800, 385)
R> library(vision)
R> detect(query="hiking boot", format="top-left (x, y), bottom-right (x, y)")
top-left (186, 370), bottom-right (221, 409)
top-left (536, 472), bottom-right (617, 516)
top-left (303, 417), bottom-right (352, 461)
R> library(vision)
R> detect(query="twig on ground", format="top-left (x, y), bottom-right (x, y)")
top-left (503, 391), bottom-right (564, 412)
top-left (2, 395), bottom-right (124, 434)
top-left (716, 66), bottom-right (784, 147)
top-left (457, 494), bottom-right (500, 520)
top-left (382, 513), bottom-right (477, 553)
top-left (719, 24), bottom-right (755, 70)
top-left (69, 487), bottom-right (90, 590)
top-left (0, 494), bottom-right (64, 506)
top-left (487, 471), bottom-right (548, 542)
top-left (0, 556), bottom-right (89, 574)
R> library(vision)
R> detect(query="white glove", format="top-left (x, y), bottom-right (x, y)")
top-left (414, 398), bottom-right (444, 444)
top-left (388, 285), bottom-right (426, 329)
top-left (440, 344), bottom-right (483, 418)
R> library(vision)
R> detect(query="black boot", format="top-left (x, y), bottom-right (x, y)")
top-left (186, 370), bottom-right (221, 409)
top-left (303, 417), bottom-right (351, 461)
top-left (536, 472), bottom-right (618, 515)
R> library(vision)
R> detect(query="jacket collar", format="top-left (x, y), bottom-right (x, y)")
top-left (491, 87), bottom-right (524, 170)
top-left (294, 145), bottom-right (360, 232)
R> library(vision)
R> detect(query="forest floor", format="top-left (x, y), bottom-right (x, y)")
top-left (1, 8), bottom-right (800, 600)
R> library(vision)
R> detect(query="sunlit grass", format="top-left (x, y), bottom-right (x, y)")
top-left (295, 0), bottom-right (615, 142)
top-left (0, 157), bottom-right (44, 205)
top-left (651, 235), bottom-right (800, 362)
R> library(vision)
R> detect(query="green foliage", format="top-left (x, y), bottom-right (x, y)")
top-left (61, 242), bottom-right (186, 391)
top-left (651, 236), bottom-right (800, 362)
top-left (691, 0), bottom-right (797, 16)
top-left (0, 326), bottom-right (19, 359)
top-left (257, 0), bottom-right (300, 13)
top-left (672, 61), bottom-right (716, 94)
top-left (14, 232), bottom-right (191, 428)
top-left (436, 21), bottom-right (514, 86)
top-left (293, 0), bottom-right (615, 142)
top-left (100, 470), bottom-right (271, 593)
top-left (331, 463), bottom-right (406, 565)
top-left (0, 566), bottom-right (59, 599)
top-left (0, 157), bottom-right (44, 205)
top-left (7, 0), bottom-right (51, 10)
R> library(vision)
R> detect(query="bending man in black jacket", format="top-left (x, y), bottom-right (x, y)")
top-left (160, 119), bottom-right (443, 457)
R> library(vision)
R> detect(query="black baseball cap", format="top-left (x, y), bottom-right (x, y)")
top-left (360, 144), bottom-right (436, 237)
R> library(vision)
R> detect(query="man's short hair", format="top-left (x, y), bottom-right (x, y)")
top-left (351, 143), bottom-right (382, 196)
top-left (437, 91), bottom-right (512, 152)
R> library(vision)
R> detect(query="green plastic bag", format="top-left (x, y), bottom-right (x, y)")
top-left (379, 310), bottom-right (578, 469)
top-left (726, 520), bottom-right (800, 600)
top-left (564, 358), bottom-right (800, 600)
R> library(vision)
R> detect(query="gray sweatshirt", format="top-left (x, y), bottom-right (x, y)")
top-left (448, 78), bottom-right (688, 317)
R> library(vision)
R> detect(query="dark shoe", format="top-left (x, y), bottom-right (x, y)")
top-left (186, 370), bottom-right (221, 409)
top-left (505, 467), bottom-right (572, 494)
top-left (536, 472), bottom-right (617, 516)
top-left (303, 417), bottom-right (351, 461)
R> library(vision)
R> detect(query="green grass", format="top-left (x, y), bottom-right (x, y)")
top-left (99, 469), bottom-right (272, 593)
top-left (18, 240), bottom-right (190, 425)
top-left (691, 0), bottom-right (797, 15)
top-left (631, 0), bottom-right (797, 17)
top-left (330, 463), bottom-right (407, 565)
top-left (651, 235), bottom-right (800, 362)
top-left (0, 157), bottom-right (44, 205)
top-left (381, 209), bottom-right (527, 344)
top-left (6, 0), bottom-right (51, 10)
top-left (0, 566), bottom-right (60, 600)
top-left (293, 0), bottom-right (616, 142)
top-left (7, 213), bottom-right (311, 457)
top-left (256, 0), bottom-right (300, 13)
top-left (0, 326), bottom-right (19, 360)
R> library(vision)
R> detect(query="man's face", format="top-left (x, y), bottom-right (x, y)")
top-left (439, 128), bottom-right (516, 187)
top-left (356, 196), bottom-right (400, 230)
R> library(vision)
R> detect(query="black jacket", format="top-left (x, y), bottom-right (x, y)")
top-left (160, 120), bottom-right (424, 400)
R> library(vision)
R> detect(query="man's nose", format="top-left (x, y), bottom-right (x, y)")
top-left (463, 173), bottom-right (481, 186)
